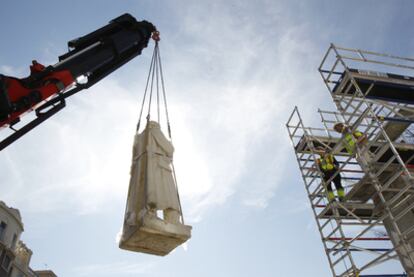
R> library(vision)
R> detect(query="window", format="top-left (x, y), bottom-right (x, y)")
top-left (1, 254), bottom-right (11, 273)
top-left (0, 222), bottom-right (6, 242)
top-left (11, 234), bottom-right (17, 250)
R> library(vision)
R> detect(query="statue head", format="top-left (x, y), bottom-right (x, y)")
top-left (147, 121), bottom-right (161, 129)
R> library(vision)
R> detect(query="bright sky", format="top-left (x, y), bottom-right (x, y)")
top-left (1, 1), bottom-right (414, 276)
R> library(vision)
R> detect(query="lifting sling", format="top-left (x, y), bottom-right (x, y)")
top-left (119, 38), bottom-right (191, 256)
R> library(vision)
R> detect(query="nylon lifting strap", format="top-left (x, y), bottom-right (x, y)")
top-left (136, 41), bottom-right (172, 139)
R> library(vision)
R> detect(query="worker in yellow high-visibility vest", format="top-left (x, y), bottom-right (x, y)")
top-left (333, 122), bottom-right (371, 169)
top-left (316, 147), bottom-right (345, 202)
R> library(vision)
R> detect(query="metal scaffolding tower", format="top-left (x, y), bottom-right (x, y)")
top-left (286, 44), bottom-right (414, 277)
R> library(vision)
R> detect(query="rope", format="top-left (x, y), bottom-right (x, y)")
top-left (155, 43), bottom-right (161, 123)
top-left (139, 41), bottom-right (171, 135)
top-left (137, 45), bottom-right (157, 131)
top-left (146, 50), bottom-right (157, 123)
top-left (154, 42), bottom-right (184, 221)
top-left (172, 163), bottom-right (185, 224)
top-left (157, 44), bottom-right (172, 139)
top-left (136, 38), bottom-right (186, 224)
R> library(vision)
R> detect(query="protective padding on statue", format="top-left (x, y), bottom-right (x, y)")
top-left (119, 121), bottom-right (191, 256)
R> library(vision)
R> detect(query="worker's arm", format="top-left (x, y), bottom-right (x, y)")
top-left (315, 159), bottom-right (325, 176)
top-left (354, 131), bottom-right (368, 145)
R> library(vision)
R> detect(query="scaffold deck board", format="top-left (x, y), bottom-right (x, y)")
top-left (380, 110), bottom-right (412, 141)
top-left (333, 69), bottom-right (414, 104)
top-left (295, 135), bottom-right (414, 164)
top-left (346, 163), bottom-right (414, 203)
top-left (345, 175), bottom-right (376, 202)
top-left (318, 202), bottom-right (378, 220)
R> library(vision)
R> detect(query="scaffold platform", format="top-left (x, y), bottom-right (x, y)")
top-left (333, 69), bottom-right (414, 104)
top-left (286, 44), bottom-right (414, 277)
top-left (317, 203), bottom-right (378, 220)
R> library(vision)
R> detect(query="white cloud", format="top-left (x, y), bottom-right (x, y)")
top-left (0, 64), bottom-right (26, 77)
top-left (0, 65), bottom-right (17, 75)
top-left (0, 0), bottom-right (327, 224)
top-left (0, 79), bottom-right (136, 214)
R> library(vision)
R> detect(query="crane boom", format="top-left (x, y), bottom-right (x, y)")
top-left (0, 13), bottom-right (156, 151)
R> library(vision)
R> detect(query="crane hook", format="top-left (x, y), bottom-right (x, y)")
top-left (152, 31), bottom-right (160, 42)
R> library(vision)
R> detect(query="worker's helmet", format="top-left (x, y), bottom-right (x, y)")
top-left (315, 146), bottom-right (327, 154)
top-left (333, 122), bottom-right (346, 133)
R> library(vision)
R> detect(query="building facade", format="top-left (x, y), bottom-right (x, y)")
top-left (0, 201), bottom-right (57, 277)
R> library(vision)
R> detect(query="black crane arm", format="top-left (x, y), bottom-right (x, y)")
top-left (0, 13), bottom-right (157, 151)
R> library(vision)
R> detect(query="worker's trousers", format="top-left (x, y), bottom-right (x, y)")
top-left (323, 170), bottom-right (343, 192)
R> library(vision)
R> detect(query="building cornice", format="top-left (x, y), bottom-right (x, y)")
top-left (0, 201), bottom-right (24, 231)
